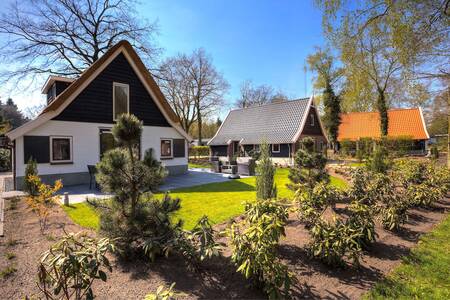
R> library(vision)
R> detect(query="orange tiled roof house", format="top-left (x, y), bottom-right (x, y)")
top-left (337, 108), bottom-right (430, 154)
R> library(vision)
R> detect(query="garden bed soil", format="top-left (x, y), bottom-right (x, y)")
top-left (1, 195), bottom-right (449, 299)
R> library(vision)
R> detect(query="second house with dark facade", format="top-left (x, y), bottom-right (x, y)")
top-left (207, 97), bottom-right (327, 165)
top-left (7, 40), bottom-right (191, 190)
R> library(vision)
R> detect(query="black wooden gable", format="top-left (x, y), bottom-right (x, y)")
top-left (301, 106), bottom-right (324, 136)
top-left (53, 53), bottom-right (170, 127)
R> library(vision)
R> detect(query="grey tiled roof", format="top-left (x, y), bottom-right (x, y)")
top-left (208, 98), bottom-right (311, 145)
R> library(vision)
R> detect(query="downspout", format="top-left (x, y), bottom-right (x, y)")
top-left (12, 140), bottom-right (16, 191)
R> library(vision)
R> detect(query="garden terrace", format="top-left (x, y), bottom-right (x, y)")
top-left (1, 187), bottom-right (449, 299)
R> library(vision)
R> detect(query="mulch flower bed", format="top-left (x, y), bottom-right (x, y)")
top-left (1, 195), bottom-right (449, 299)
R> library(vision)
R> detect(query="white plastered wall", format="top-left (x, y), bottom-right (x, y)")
top-left (15, 120), bottom-right (187, 177)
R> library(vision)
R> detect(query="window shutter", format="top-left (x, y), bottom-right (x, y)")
top-left (24, 136), bottom-right (50, 163)
top-left (173, 139), bottom-right (185, 158)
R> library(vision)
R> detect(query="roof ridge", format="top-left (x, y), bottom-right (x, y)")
top-left (342, 107), bottom-right (420, 115)
top-left (230, 97), bottom-right (310, 113)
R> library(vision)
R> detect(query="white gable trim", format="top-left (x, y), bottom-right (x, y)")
top-left (418, 107), bottom-right (430, 139)
top-left (292, 96), bottom-right (329, 144)
top-left (7, 45), bottom-right (191, 141)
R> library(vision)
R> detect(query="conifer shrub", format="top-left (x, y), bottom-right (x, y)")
top-left (256, 141), bottom-right (277, 200)
top-left (288, 137), bottom-right (328, 192)
top-left (366, 144), bottom-right (389, 174)
top-left (430, 145), bottom-right (439, 159)
top-left (95, 114), bottom-right (180, 260)
top-left (95, 114), bottom-right (219, 263)
top-left (24, 157), bottom-right (38, 196)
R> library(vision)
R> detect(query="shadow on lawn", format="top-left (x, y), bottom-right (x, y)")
top-left (169, 180), bottom-right (255, 194)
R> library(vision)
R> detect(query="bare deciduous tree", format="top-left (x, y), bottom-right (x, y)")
top-left (157, 49), bottom-right (229, 143)
top-left (0, 0), bottom-right (159, 89)
top-left (236, 80), bottom-right (275, 108)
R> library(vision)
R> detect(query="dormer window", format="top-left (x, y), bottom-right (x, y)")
top-left (113, 82), bottom-right (129, 120)
top-left (310, 113), bottom-right (315, 126)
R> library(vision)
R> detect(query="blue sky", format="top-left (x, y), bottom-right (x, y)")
top-left (0, 0), bottom-right (326, 116)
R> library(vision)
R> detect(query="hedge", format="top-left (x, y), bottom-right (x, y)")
top-left (189, 146), bottom-right (210, 157)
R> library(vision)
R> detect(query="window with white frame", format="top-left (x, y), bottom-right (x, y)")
top-left (310, 113), bottom-right (315, 126)
top-left (50, 136), bottom-right (72, 163)
top-left (272, 144), bottom-right (280, 153)
top-left (161, 139), bottom-right (173, 158)
top-left (113, 82), bottom-right (129, 120)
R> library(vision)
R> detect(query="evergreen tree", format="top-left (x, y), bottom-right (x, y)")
top-left (0, 97), bottom-right (28, 129)
top-left (255, 142), bottom-right (277, 200)
top-left (322, 84), bottom-right (341, 150)
top-left (288, 137), bottom-right (329, 193)
top-left (24, 157), bottom-right (38, 196)
top-left (95, 114), bottom-right (179, 259)
top-left (307, 48), bottom-right (342, 150)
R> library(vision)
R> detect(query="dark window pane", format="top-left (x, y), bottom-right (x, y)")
top-left (100, 131), bottom-right (116, 158)
top-left (52, 138), bottom-right (71, 161)
top-left (161, 140), bottom-right (172, 157)
top-left (114, 84), bottom-right (128, 119)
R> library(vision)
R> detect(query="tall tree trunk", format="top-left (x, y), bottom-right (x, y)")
top-left (197, 104), bottom-right (202, 144)
top-left (377, 89), bottom-right (388, 136)
top-left (447, 87), bottom-right (450, 169)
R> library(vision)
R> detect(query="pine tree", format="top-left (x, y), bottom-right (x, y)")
top-left (288, 137), bottom-right (329, 193)
top-left (255, 142), bottom-right (277, 200)
top-left (95, 114), bottom-right (179, 259)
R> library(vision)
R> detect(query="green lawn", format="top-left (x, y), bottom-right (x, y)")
top-left (188, 162), bottom-right (212, 169)
top-left (365, 215), bottom-right (450, 300)
top-left (63, 168), bottom-right (348, 230)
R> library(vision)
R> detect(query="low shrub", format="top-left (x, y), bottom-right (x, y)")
top-left (97, 193), bottom-right (183, 261)
top-left (382, 136), bottom-right (415, 157)
top-left (37, 232), bottom-right (114, 300)
top-left (366, 144), bottom-right (389, 174)
top-left (396, 160), bottom-right (449, 208)
top-left (348, 202), bottom-right (377, 249)
top-left (0, 148), bottom-right (11, 172)
top-left (308, 218), bottom-right (363, 267)
top-left (26, 175), bottom-right (62, 234)
top-left (380, 201), bottom-right (409, 231)
top-left (145, 283), bottom-right (180, 300)
top-left (295, 182), bottom-right (341, 227)
top-left (430, 145), bottom-right (439, 159)
top-left (0, 265), bottom-right (17, 279)
top-left (171, 215), bottom-right (222, 267)
top-left (228, 199), bottom-right (296, 299)
top-left (356, 137), bottom-right (375, 161)
top-left (394, 159), bottom-right (428, 188)
top-left (340, 139), bottom-right (356, 157)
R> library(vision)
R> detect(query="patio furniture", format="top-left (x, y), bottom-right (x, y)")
top-left (210, 156), bottom-right (222, 173)
top-left (87, 165), bottom-right (98, 189)
top-left (237, 157), bottom-right (256, 176)
top-left (221, 164), bottom-right (237, 175)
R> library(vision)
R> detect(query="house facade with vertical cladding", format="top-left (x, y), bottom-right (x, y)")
top-left (207, 97), bottom-right (327, 165)
top-left (7, 40), bottom-right (191, 190)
